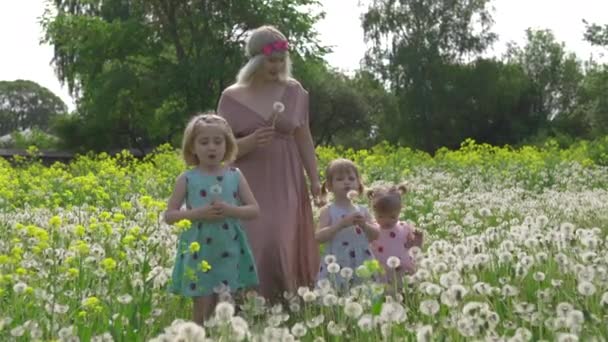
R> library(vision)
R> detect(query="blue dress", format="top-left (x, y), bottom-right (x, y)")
top-left (317, 203), bottom-right (375, 289)
top-left (169, 167), bottom-right (259, 297)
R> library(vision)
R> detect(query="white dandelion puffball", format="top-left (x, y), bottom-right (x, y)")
top-left (419, 299), bottom-right (440, 316)
top-left (210, 184), bottom-right (222, 196)
top-left (600, 292), bottom-right (608, 307)
top-left (10, 326), bottom-right (25, 337)
top-left (344, 301), bottom-right (363, 318)
top-left (215, 302), bottom-right (235, 321)
top-left (117, 294), bottom-right (133, 304)
top-left (327, 262), bottom-right (340, 274)
top-left (340, 267), bottom-right (353, 279)
top-left (303, 291), bottom-right (317, 302)
top-left (291, 323), bottom-right (307, 338)
top-left (347, 190), bottom-right (359, 200)
top-left (577, 281), bottom-right (596, 296)
top-left (273, 101), bottom-right (285, 113)
top-left (386, 256), bottom-right (401, 269)
top-left (13, 282), bottom-right (27, 294)
top-left (357, 315), bottom-right (373, 331)
top-left (297, 286), bottom-right (310, 297)
top-left (322, 294), bottom-right (338, 306)
top-left (324, 254), bottom-right (337, 265)
top-left (416, 325), bottom-right (433, 342)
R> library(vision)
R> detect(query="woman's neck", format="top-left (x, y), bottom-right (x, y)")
top-left (250, 77), bottom-right (282, 89)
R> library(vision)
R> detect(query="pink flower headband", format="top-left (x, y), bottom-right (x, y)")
top-left (261, 40), bottom-right (289, 56)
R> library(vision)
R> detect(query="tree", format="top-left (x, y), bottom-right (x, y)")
top-left (362, 0), bottom-right (497, 152)
top-left (295, 60), bottom-right (389, 148)
top-left (571, 63), bottom-right (608, 138)
top-left (42, 0), bottom-right (327, 151)
top-left (0, 80), bottom-right (67, 136)
top-left (505, 29), bottom-right (583, 124)
top-left (583, 20), bottom-right (608, 47)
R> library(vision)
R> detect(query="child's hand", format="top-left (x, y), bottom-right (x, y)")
top-left (210, 201), bottom-right (237, 218)
top-left (352, 213), bottom-right (366, 227)
top-left (338, 212), bottom-right (365, 228)
top-left (195, 204), bottom-right (224, 220)
top-left (408, 229), bottom-right (424, 247)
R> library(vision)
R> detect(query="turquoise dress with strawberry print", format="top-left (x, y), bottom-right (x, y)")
top-left (169, 167), bottom-right (259, 297)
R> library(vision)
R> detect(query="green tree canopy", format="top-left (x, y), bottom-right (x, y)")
top-left (0, 80), bottom-right (67, 136)
top-left (361, 0), bottom-right (497, 152)
top-left (42, 0), bottom-right (327, 151)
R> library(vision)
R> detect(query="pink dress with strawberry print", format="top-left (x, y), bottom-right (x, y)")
top-left (370, 221), bottom-right (423, 283)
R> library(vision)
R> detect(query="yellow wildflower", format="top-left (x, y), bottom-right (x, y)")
top-left (74, 225), bottom-right (86, 237)
top-left (122, 235), bottom-right (136, 246)
top-left (174, 219), bottom-right (192, 234)
top-left (112, 213), bottom-right (126, 223)
top-left (189, 242), bottom-right (200, 253)
top-left (101, 258), bottom-right (117, 272)
top-left (68, 268), bottom-right (79, 278)
top-left (120, 201), bottom-right (133, 211)
top-left (49, 215), bottom-right (62, 227)
top-left (200, 260), bottom-right (212, 273)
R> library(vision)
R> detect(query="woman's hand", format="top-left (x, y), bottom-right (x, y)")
top-left (310, 180), bottom-right (321, 200)
top-left (250, 127), bottom-right (275, 148)
top-left (235, 127), bottom-right (275, 159)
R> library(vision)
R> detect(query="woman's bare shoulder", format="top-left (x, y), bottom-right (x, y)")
top-left (286, 78), bottom-right (307, 94)
top-left (223, 83), bottom-right (247, 96)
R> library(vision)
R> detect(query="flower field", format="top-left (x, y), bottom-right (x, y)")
top-left (1, 138), bottom-right (608, 341)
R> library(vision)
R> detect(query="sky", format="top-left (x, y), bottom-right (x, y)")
top-left (1, 0), bottom-right (607, 112)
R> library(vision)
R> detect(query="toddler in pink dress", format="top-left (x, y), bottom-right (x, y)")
top-left (368, 183), bottom-right (423, 286)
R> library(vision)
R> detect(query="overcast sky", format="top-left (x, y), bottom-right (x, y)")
top-left (1, 0), bottom-right (606, 111)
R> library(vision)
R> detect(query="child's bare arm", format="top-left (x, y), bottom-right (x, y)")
top-left (359, 209), bottom-right (380, 241)
top-left (164, 174), bottom-right (221, 224)
top-left (315, 206), bottom-right (347, 243)
top-left (406, 225), bottom-right (424, 248)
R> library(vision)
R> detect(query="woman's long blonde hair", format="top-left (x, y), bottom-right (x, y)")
top-left (236, 25), bottom-right (293, 85)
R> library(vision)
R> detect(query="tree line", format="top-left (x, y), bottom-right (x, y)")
top-left (2, 0), bottom-right (607, 153)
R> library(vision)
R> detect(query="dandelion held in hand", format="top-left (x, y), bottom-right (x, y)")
top-left (210, 184), bottom-right (222, 196)
top-left (346, 190), bottom-right (359, 201)
top-left (271, 101), bottom-right (285, 128)
top-left (210, 183), bottom-right (222, 202)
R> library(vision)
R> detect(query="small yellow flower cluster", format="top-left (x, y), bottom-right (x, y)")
top-left (173, 219), bottom-right (192, 234)
top-left (101, 258), bottom-right (117, 272)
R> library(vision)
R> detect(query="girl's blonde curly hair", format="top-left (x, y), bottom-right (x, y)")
top-left (181, 112), bottom-right (238, 166)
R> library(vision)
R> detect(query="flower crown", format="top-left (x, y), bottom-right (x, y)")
top-left (261, 40), bottom-right (289, 56)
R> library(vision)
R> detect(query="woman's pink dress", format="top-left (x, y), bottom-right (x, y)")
top-left (217, 81), bottom-right (319, 299)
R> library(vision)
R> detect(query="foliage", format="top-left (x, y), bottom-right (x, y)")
top-left (0, 80), bottom-right (67, 136)
top-left (42, 0), bottom-right (327, 151)
top-left (0, 128), bottom-right (61, 150)
top-left (505, 29), bottom-right (583, 122)
top-left (583, 20), bottom-right (608, 47)
top-left (362, 0), bottom-right (497, 152)
top-left (1, 142), bottom-right (608, 340)
top-left (296, 61), bottom-right (381, 148)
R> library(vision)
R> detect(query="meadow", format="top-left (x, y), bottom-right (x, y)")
top-left (1, 138), bottom-right (607, 341)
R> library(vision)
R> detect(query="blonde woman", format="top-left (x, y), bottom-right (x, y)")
top-left (217, 25), bottom-right (320, 300)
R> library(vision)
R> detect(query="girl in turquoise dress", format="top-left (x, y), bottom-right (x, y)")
top-left (164, 113), bottom-right (260, 324)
